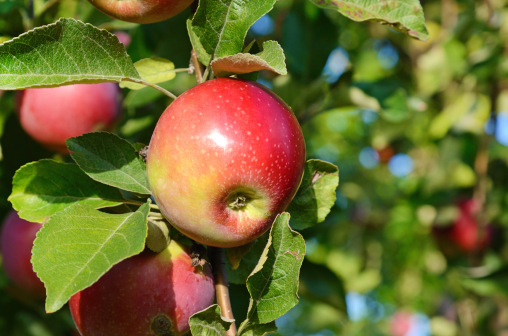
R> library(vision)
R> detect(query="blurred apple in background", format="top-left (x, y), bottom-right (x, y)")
top-left (376, 145), bottom-right (395, 164)
top-left (113, 31), bottom-right (131, 48)
top-left (0, 210), bottom-right (45, 299)
top-left (17, 83), bottom-right (122, 153)
top-left (432, 198), bottom-right (493, 256)
top-left (390, 311), bottom-right (412, 336)
top-left (449, 199), bottom-right (491, 252)
top-left (86, 0), bottom-right (194, 24)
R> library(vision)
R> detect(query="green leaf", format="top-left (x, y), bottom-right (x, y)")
top-left (188, 0), bottom-right (276, 66)
top-left (120, 57), bottom-right (176, 90)
top-left (380, 88), bottom-right (411, 122)
top-left (429, 93), bottom-right (491, 139)
top-left (9, 159), bottom-right (124, 223)
top-left (226, 232), bottom-right (270, 285)
top-left (189, 304), bottom-right (234, 336)
top-left (0, 18), bottom-right (140, 90)
top-left (0, 0), bottom-right (25, 14)
top-left (309, 0), bottom-right (429, 41)
top-left (287, 159), bottom-right (339, 230)
top-left (211, 40), bottom-right (287, 77)
top-left (462, 268), bottom-right (508, 298)
top-left (32, 202), bottom-right (149, 313)
top-left (67, 132), bottom-right (151, 195)
top-left (241, 213), bottom-right (305, 327)
top-left (299, 259), bottom-right (347, 313)
top-left (238, 321), bottom-right (277, 336)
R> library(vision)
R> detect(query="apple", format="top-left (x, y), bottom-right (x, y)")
top-left (376, 146), bottom-right (394, 163)
top-left (433, 199), bottom-right (492, 255)
top-left (86, 0), bottom-right (194, 24)
top-left (17, 83), bottom-right (121, 153)
top-left (146, 78), bottom-right (306, 247)
top-left (113, 30), bottom-right (131, 48)
top-left (69, 240), bottom-right (215, 336)
top-left (389, 311), bottom-right (412, 336)
top-left (450, 199), bottom-right (491, 252)
top-left (0, 210), bottom-right (45, 298)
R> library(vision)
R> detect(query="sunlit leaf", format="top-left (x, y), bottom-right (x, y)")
top-left (67, 132), bottom-right (151, 195)
top-left (309, 0), bottom-right (429, 40)
top-left (188, 0), bottom-right (276, 65)
top-left (189, 304), bottom-right (234, 336)
top-left (241, 213), bottom-right (305, 325)
top-left (120, 57), bottom-right (176, 90)
top-left (32, 202), bottom-right (149, 313)
top-left (211, 40), bottom-right (287, 77)
top-left (0, 18), bottom-right (139, 90)
top-left (9, 160), bottom-right (124, 223)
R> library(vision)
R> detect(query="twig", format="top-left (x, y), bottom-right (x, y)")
top-left (209, 247), bottom-right (237, 336)
top-left (472, 133), bottom-right (491, 228)
top-left (483, 0), bottom-right (495, 25)
top-left (441, 0), bottom-right (458, 30)
top-left (191, 50), bottom-right (204, 84)
top-left (472, 65), bottom-right (500, 229)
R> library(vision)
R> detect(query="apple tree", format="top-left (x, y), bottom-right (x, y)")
top-left (12, 0), bottom-right (508, 335)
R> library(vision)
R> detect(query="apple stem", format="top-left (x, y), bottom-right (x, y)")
top-left (209, 247), bottom-right (237, 336)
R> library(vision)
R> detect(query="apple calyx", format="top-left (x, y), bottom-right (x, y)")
top-left (225, 187), bottom-right (269, 216)
top-left (226, 188), bottom-right (256, 210)
top-left (137, 145), bottom-right (149, 162)
top-left (151, 314), bottom-right (173, 336)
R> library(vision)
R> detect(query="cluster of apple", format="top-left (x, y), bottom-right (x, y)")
top-left (1, 2), bottom-right (307, 335)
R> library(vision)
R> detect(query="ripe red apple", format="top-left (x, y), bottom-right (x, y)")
top-left (86, 0), bottom-right (194, 24)
top-left (146, 78), bottom-right (306, 247)
top-left (17, 83), bottom-right (121, 153)
top-left (450, 199), bottom-right (491, 252)
top-left (69, 240), bottom-right (214, 336)
top-left (0, 210), bottom-right (45, 298)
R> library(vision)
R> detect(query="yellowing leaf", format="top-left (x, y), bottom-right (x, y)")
top-left (120, 57), bottom-right (176, 90)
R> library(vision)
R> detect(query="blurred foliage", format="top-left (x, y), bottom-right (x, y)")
top-left (1, 0), bottom-right (508, 335)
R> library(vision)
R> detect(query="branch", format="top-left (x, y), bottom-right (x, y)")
top-left (472, 76), bottom-right (499, 229)
top-left (209, 247), bottom-right (237, 336)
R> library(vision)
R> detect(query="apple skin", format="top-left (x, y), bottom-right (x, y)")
top-left (17, 83), bottom-right (121, 153)
top-left (0, 210), bottom-right (45, 299)
top-left (69, 240), bottom-right (215, 336)
top-left (87, 0), bottom-right (194, 24)
top-left (146, 78), bottom-right (306, 247)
